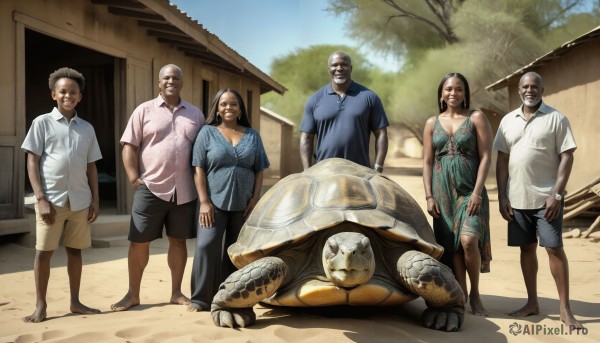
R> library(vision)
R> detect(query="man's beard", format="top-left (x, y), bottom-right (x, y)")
top-left (520, 94), bottom-right (541, 107)
top-left (333, 77), bottom-right (347, 84)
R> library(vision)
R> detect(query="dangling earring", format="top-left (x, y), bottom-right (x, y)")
top-left (463, 98), bottom-right (467, 108)
top-left (439, 98), bottom-right (444, 109)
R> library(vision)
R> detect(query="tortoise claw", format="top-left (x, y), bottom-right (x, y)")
top-left (211, 307), bottom-right (256, 328)
top-left (422, 306), bottom-right (463, 332)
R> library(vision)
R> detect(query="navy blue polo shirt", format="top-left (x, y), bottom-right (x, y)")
top-left (301, 81), bottom-right (389, 167)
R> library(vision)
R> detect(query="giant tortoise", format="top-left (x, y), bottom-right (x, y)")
top-left (211, 158), bottom-right (465, 331)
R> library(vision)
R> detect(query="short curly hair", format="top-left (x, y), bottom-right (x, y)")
top-left (48, 67), bottom-right (85, 91)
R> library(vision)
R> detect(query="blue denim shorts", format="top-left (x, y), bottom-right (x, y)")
top-left (508, 206), bottom-right (563, 248)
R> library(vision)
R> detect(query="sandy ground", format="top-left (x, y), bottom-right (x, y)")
top-left (1, 158), bottom-right (599, 343)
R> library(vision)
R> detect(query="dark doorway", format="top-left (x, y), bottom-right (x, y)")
top-left (25, 29), bottom-right (117, 210)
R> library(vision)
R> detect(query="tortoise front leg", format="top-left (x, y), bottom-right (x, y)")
top-left (211, 256), bottom-right (287, 328)
top-left (396, 250), bottom-right (465, 332)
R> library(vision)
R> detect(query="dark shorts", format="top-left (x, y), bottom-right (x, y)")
top-left (508, 206), bottom-right (563, 248)
top-left (129, 185), bottom-right (197, 243)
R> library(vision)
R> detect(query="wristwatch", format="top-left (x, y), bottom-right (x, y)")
top-left (554, 193), bottom-right (562, 201)
top-left (374, 164), bottom-right (383, 173)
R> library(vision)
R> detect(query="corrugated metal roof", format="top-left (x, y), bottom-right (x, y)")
top-left (485, 25), bottom-right (600, 91)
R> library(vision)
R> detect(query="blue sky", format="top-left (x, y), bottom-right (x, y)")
top-left (170, 0), bottom-right (400, 73)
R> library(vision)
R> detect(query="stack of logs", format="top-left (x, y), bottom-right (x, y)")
top-left (563, 177), bottom-right (600, 238)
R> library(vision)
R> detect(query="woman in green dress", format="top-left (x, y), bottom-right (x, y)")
top-left (422, 73), bottom-right (493, 316)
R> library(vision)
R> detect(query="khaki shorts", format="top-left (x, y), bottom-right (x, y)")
top-left (35, 202), bottom-right (91, 251)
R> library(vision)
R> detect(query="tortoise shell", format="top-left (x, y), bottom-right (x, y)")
top-left (228, 158), bottom-right (442, 268)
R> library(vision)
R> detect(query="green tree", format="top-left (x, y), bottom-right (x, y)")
top-left (326, 0), bottom-right (460, 66)
top-left (326, 0), bottom-right (599, 142)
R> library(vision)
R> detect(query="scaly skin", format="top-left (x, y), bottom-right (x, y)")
top-left (397, 250), bottom-right (465, 331)
top-left (211, 256), bottom-right (287, 328)
top-left (211, 233), bottom-right (465, 331)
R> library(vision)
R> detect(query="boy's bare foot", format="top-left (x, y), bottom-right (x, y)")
top-left (186, 302), bottom-right (204, 312)
top-left (23, 305), bottom-right (47, 323)
top-left (509, 302), bottom-right (540, 317)
top-left (170, 292), bottom-right (190, 305)
top-left (469, 294), bottom-right (488, 316)
top-left (71, 301), bottom-right (101, 315)
top-left (111, 293), bottom-right (140, 312)
top-left (561, 307), bottom-right (584, 329)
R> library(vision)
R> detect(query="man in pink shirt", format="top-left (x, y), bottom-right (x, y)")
top-left (111, 64), bottom-right (204, 311)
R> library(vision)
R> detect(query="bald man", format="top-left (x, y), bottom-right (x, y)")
top-left (493, 72), bottom-right (582, 329)
top-left (112, 64), bottom-right (204, 311)
top-left (300, 51), bottom-right (388, 172)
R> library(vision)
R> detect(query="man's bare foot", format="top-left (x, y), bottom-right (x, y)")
top-left (469, 294), bottom-right (488, 316)
top-left (561, 308), bottom-right (584, 329)
top-left (186, 302), bottom-right (204, 312)
top-left (23, 305), bottom-right (47, 323)
top-left (170, 292), bottom-right (190, 305)
top-left (111, 293), bottom-right (140, 312)
top-left (70, 301), bottom-right (101, 315)
top-left (509, 302), bottom-right (540, 317)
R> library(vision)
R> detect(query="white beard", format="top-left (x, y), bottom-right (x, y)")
top-left (333, 77), bottom-right (347, 85)
top-left (520, 94), bottom-right (541, 107)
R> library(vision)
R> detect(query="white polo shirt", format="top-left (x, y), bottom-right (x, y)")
top-left (22, 108), bottom-right (103, 211)
top-left (493, 102), bottom-right (576, 209)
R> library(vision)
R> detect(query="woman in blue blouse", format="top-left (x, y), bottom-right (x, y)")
top-left (188, 88), bottom-right (269, 311)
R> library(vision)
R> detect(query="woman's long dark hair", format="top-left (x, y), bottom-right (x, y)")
top-left (437, 72), bottom-right (470, 113)
top-left (205, 88), bottom-right (252, 127)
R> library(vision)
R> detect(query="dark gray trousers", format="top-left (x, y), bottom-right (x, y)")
top-left (190, 207), bottom-right (245, 309)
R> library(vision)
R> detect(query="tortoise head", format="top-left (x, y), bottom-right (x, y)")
top-left (322, 232), bottom-right (376, 288)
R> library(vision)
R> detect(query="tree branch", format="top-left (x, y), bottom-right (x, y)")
top-left (382, 0), bottom-right (458, 43)
top-left (537, 0), bottom-right (581, 31)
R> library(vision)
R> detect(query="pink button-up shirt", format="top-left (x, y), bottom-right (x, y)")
top-left (120, 95), bottom-right (204, 204)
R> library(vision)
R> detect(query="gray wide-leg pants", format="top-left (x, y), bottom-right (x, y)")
top-left (190, 208), bottom-right (245, 310)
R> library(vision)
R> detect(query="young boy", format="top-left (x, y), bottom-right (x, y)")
top-left (21, 67), bottom-right (103, 322)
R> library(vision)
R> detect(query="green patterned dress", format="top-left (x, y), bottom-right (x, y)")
top-left (431, 115), bottom-right (491, 272)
